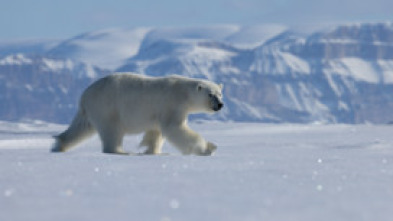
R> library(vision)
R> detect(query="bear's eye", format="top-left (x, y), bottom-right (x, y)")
top-left (208, 94), bottom-right (213, 98)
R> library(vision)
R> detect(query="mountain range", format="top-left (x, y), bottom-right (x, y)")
top-left (1, 22), bottom-right (393, 124)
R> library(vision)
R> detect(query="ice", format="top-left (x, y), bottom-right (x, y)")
top-left (41, 58), bottom-right (74, 72)
top-left (0, 121), bottom-right (393, 221)
top-left (180, 43), bottom-right (237, 79)
top-left (0, 54), bottom-right (33, 65)
top-left (326, 58), bottom-right (382, 83)
top-left (251, 49), bottom-right (310, 75)
top-left (377, 59), bottom-right (393, 84)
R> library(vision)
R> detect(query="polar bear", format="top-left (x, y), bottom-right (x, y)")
top-left (52, 73), bottom-right (224, 155)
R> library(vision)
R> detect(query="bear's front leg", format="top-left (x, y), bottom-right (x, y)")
top-left (139, 130), bottom-right (165, 154)
top-left (203, 141), bottom-right (218, 156)
top-left (163, 124), bottom-right (216, 156)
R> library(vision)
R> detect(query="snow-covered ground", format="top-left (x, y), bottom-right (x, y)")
top-left (1, 121), bottom-right (393, 221)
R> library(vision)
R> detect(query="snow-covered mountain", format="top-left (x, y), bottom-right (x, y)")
top-left (118, 22), bottom-right (393, 123)
top-left (0, 54), bottom-right (109, 123)
top-left (47, 27), bottom-right (151, 70)
top-left (45, 25), bottom-right (287, 70)
top-left (1, 23), bottom-right (393, 123)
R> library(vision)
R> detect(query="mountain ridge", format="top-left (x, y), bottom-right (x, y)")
top-left (1, 22), bottom-right (393, 123)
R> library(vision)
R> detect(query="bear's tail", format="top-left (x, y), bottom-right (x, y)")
top-left (51, 107), bottom-right (95, 152)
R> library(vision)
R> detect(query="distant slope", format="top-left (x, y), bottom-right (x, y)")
top-left (0, 39), bottom-right (59, 57)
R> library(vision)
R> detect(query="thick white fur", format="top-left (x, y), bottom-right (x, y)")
top-left (52, 73), bottom-right (223, 155)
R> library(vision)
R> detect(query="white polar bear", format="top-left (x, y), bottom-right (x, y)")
top-left (52, 73), bottom-right (224, 155)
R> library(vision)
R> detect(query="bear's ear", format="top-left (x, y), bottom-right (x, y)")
top-left (219, 83), bottom-right (224, 90)
top-left (197, 84), bottom-right (203, 92)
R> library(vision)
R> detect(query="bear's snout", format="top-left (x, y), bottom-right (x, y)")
top-left (211, 95), bottom-right (224, 111)
top-left (214, 102), bottom-right (223, 111)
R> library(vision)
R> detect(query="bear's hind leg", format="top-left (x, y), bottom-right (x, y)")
top-left (52, 108), bottom-right (95, 152)
top-left (139, 130), bottom-right (165, 155)
top-left (98, 127), bottom-right (127, 155)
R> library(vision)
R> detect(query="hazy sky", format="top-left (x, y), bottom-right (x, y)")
top-left (1, 0), bottom-right (392, 39)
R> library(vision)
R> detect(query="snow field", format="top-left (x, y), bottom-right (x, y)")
top-left (0, 122), bottom-right (393, 221)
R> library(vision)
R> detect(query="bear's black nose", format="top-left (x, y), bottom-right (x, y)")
top-left (213, 103), bottom-right (223, 111)
top-left (213, 102), bottom-right (223, 111)
top-left (218, 103), bottom-right (223, 109)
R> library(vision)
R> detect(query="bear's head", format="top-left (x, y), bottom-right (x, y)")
top-left (190, 80), bottom-right (224, 113)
